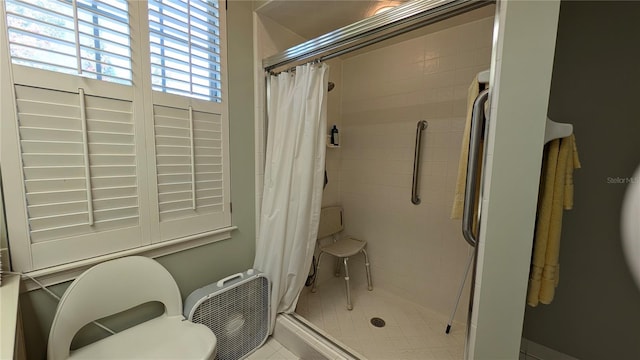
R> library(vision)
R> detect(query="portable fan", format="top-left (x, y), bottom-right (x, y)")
top-left (184, 269), bottom-right (270, 360)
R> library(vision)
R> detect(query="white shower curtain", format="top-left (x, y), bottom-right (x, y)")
top-left (254, 63), bottom-right (329, 330)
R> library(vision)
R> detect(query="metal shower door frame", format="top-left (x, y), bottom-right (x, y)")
top-left (262, 0), bottom-right (494, 72)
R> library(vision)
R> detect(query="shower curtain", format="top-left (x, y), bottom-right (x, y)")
top-left (254, 63), bottom-right (329, 330)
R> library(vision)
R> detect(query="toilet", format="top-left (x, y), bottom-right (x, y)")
top-left (47, 256), bottom-right (217, 359)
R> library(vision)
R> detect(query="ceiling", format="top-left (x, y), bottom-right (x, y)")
top-left (256, 0), bottom-right (413, 40)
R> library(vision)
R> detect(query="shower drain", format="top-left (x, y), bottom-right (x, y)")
top-left (370, 317), bottom-right (386, 328)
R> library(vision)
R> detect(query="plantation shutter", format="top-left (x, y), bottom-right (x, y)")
top-left (13, 84), bottom-right (144, 269)
top-left (148, 0), bottom-right (222, 102)
top-left (1, 0), bottom-right (231, 272)
top-left (5, 0), bottom-right (132, 85)
top-left (153, 103), bottom-right (229, 240)
top-left (148, 0), bottom-right (230, 241)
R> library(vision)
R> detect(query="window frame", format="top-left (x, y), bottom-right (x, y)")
top-left (137, 0), bottom-right (231, 244)
top-left (0, 0), bottom-right (232, 275)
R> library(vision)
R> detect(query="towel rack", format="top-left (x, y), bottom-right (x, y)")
top-left (477, 69), bottom-right (490, 84)
top-left (447, 70), bottom-right (575, 334)
top-left (462, 89), bottom-right (490, 247)
top-left (445, 88), bottom-right (489, 335)
top-left (544, 117), bottom-right (573, 144)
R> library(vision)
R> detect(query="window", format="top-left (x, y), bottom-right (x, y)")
top-left (5, 0), bottom-right (132, 84)
top-left (147, 0), bottom-right (229, 242)
top-left (148, 0), bottom-right (221, 101)
top-left (0, 0), bottom-right (230, 273)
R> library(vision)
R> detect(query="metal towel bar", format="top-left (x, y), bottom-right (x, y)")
top-left (411, 120), bottom-right (428, 205)
top-left (462, 89), bottom-right (490, 247)
top-left (445, 87), bottom-right (490, 335)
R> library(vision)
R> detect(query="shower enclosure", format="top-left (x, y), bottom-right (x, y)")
top-left (258, 1), bottom-right (494, 357)
top-left (303, 10), bottom-right (494, 360)
top-left (255, 0), bottom-right (562, 358)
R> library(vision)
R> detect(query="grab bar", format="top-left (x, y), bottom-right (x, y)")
top-left (462, 89), bottom-right (490, 247)
top-left (411, 120), bottom-right (428, 205)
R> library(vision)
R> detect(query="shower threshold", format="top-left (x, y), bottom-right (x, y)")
top-left (274, 313), bottom-right (363, 360)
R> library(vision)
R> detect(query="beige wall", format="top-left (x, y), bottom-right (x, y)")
top-left (323, 15), bottom-right (494, 320)
top-left (523, 2), bottom-right (640, 359)
top-left (17, 1), bottom-right (256, 358)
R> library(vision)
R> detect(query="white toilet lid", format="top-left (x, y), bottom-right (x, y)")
top-left (621, 164), bottom-right (640, 290)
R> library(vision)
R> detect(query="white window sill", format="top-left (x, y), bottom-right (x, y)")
top-left (19, 226), bottom-right (237, 292)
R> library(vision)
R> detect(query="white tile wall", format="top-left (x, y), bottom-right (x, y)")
top-left (321, 58), bottom-right (344, 209)
top-left (331, 16), bottom-right (494, 322)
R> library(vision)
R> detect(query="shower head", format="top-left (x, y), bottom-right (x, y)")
top-left (328, 82), bottom-right (335, 92)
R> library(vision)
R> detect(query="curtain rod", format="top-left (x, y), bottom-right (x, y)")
top-left (262, 0), bottom-right (493, 73)
top-left (267, 59), bottom-right (322, 76)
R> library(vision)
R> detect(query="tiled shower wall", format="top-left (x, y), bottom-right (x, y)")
top-left (334, 16), bottom-right (494, 321)
top-left (255, 7), bottom-right (495, 322)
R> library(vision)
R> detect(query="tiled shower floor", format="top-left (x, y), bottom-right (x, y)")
top-left (296, 279), bottom-right (466, 360)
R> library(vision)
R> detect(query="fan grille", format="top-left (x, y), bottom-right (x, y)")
top-left (191, 276), bottom-right (269, 360)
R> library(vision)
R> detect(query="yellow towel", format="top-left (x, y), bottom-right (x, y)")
top-left (563, 136), bottom-right (582, 209)
top-left (451, 76), bottom-right (481, 219)
top-left (527, 134), bottom-right (580, 307)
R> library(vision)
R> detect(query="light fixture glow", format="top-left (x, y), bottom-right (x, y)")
top-left (374, 5), bottom-right (396, 15)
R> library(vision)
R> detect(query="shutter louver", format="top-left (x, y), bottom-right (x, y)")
top-left (5, 0), bottom-right (132, 85)
top-left (15, 85), bottom-right (139, 244)
top-left (148, 0), bottom-right (221, 102)
top-left (2, 0), bottom-right (230, 271)
top-left (154, 105), bottom-right (224, 224)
